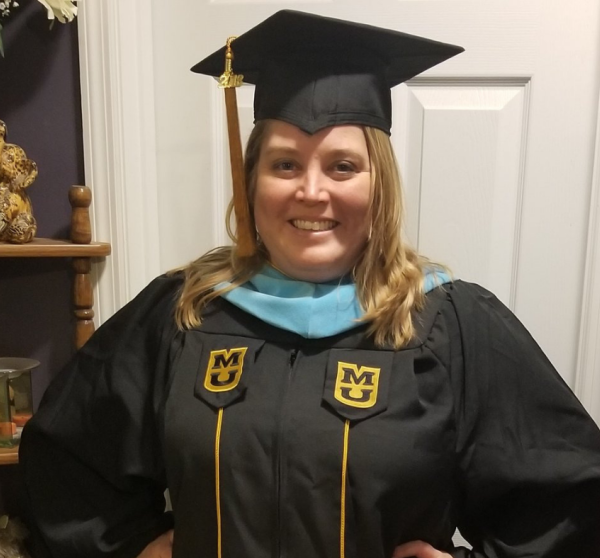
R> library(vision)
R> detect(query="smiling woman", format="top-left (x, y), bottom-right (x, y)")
top-left (19, 9), bottom-right (600, 558)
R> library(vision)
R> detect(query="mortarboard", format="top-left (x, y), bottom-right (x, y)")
top-left (192, 10), bottom-right (464, 256)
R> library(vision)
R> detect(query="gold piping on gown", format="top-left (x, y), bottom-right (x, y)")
top-left (340, 419), bottom-right (350, 558)
top-left (215, 408), bottom-right (225, 558)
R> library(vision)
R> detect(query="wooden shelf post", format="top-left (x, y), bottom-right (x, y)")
top-left (72, 257), bottom-right (95, 349)
top-left (69, 185), bottom-right (97, 349)
top-left (69, 185), bottom-right (92, 244)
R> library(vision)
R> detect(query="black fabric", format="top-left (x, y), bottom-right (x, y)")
top-left (19, 276), bottom-right (180, 558)
top-left (191, 10), bottom-right (463, 134)
top-left (20, 275), bottom-right (600, 558)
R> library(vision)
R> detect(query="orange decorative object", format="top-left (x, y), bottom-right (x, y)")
top-left (0, 423), bottom-right (16, 437)
top-left (12, 414), bottom-right (32, 428)
top-left (0, 357), bottom-right (39, 448)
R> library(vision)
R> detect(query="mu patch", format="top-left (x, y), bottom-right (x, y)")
top-left (324, 349), bottom-right (395, 421)
top-left (191, 335), bottom-right (265, 409)
top-left (334, 361), bottom-right (380, 408)
top-left (204, 347), bottom-right (248, 392)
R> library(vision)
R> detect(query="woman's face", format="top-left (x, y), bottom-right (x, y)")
top-left (254, 121), bottom-right (371, 282)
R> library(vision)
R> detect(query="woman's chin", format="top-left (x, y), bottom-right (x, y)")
top-left (271, 259), bottom-right (351, 283)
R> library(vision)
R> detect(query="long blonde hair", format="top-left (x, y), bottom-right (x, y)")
top-left (173, 121), bottom-right (441, 349)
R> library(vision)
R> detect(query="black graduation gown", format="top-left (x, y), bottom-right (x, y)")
top-left (19, 274), bottom-right (600, 558)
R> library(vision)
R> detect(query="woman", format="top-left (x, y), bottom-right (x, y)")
top-left (20, 10), bottom-right (600, 558)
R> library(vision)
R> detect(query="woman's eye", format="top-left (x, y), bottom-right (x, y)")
top-left (273, 160), bottom-right (297, 172)
top-left (331, 161), bottom-right (357, 174)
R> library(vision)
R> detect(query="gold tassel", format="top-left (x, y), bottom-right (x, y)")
top-left (219, 37), bottom-right (256, 257)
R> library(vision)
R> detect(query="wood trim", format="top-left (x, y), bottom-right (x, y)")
top-left (575, 91), bottom-right (600, 424)
top-left (0, 239), bottom-right (110, 257)
top-left (0, 448), bottom-right (18, 466)
top-left (77, 0), bottom-right (161, 325)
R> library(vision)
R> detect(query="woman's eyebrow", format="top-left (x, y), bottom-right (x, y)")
top-left (327, 149), bottom-right (366, 160)
top-left (261, 146), bottom-right (299, 158)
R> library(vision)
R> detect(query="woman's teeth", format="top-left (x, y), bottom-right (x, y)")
top-left (292, 220), bottom-right (337, 231)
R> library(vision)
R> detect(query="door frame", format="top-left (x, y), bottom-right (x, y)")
top-left (77, 0), bottom-right (162, 321)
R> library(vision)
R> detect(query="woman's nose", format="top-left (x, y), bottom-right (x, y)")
top-left (296, 170), bottom-right (328, 204)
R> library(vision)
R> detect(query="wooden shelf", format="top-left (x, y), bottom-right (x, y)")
top-left (0, 186), bottom-right (112, 468)
top-left (0, 238), bottom-right (111, 258)
top-left (0, 447), bottom-right (18, 466)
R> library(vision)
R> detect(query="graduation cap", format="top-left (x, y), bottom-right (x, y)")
top-left (192, 10), bottom-right (464, 256)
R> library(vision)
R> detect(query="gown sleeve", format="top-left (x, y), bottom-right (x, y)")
top-left (19, 274), bottom-right (183, 558)
top-left (442, 281), bottom-right (600, 558)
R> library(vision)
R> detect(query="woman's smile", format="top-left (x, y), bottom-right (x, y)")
top-left (290, 219), bottom-right (339, 232)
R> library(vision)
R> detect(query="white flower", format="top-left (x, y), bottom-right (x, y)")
top-left (0, 4), bottom-right (6, 11)
top-left (37, 0), bottom-right (77, 24)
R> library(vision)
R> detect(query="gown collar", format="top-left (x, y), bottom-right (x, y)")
top-left (217, 265), bottom-right (450, 339)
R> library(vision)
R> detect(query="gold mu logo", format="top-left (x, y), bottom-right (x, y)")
top-left (204, 347), bottom-right (248, 392)
top-left (334, 362), bottom-right (380, 408)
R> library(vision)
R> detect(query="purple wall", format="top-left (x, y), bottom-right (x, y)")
top-left (0, 0), bottom-right (84, 515)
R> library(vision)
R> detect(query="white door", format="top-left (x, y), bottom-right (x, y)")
top-left (78, 0), bottom-right (600, 415)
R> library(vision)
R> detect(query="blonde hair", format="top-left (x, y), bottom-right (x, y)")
top-left (173, 121), bottom-right (443, 349)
